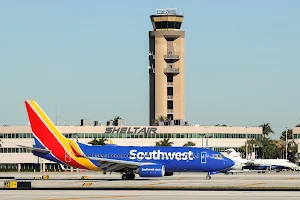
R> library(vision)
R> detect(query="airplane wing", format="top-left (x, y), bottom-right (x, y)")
top-left (87, 156), bottom-right (156, 172)
top-left (245, 160), bottom-right (255, 164)
top-left (17, 145), bottom-right (51, 154)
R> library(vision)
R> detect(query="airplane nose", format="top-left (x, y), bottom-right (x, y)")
top-left (225, 157), bottom-right (235, 168)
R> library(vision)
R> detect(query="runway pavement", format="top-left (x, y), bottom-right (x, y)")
top-left (1, 190), bottom-right (300, 200)
top-left (1, 171), bottom-right (300, 199)
top-left (1, 171), bottom-right (300, 190)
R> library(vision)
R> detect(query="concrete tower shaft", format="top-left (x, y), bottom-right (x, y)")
top-left (149, 8), bottom-right (185, 125)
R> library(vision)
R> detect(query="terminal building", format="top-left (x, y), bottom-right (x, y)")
top-left (293, 127), bottom-right (300, 141)
top-left (0, 8), bottom-right (264, 172)
top-left (0, 124), bottom-right (262, 172)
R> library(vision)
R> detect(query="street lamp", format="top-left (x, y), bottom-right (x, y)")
top-left (246, 127), bottom-right (248, 160)
top-left (205, 126), bottom-right (208, 148)
top-left (200, 134), bottom-right (204, 147)
top-left (286, 126), bottom-right (288, 160)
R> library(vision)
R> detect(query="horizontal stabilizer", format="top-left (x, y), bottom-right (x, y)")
top-left (17, 145), bottom-right (51, 154)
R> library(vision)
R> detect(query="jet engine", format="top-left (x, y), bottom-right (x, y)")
top-left (164, 172), bottom-right (174, 176)
top-left (136, 164), bottom-right (165, 177)
top-left (232, 161), bottom-right (243, 170)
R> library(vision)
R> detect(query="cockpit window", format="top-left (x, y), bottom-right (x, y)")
top-left (213, 154), bottom-right (223, 159)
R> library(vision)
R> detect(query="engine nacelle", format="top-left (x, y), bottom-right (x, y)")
top-left (164, 172), bottom-right (174, 176)
top-left (137, 164), bottom-right (165, 177)
top-left (232, 161), bottom-right (243, 170)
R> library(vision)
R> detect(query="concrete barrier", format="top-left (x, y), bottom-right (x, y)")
top-left (0, 177), bottom-right (15, 180)
top-left (16, 181), bottom-right (31, 189)
top-left (41, 175), bottom-right (49, 180)
top-left (4, 181), bottom-right (17, 188)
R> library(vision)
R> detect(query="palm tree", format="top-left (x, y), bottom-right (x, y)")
top-left (183, 141), bottom-right (196, 147)
top-left (88, 138), bottom-right (108, 145)
top-left (112, 116), bottom-right (122, 126)
top-left (259, 123), bottom-right (274, 137)
top-left (155, 138), bottom-right (173, 146)
top-left (280, 129), bottom-right (293, 140)
top-left (240, 139), bottom-right (262, 159)
top-left (152, 116), bottom-right (168, 126)
top-left (275, 140), bottom-right (285, 159)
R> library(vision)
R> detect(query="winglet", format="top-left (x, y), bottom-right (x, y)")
top-left (69, 140), bottom-right (85, 157)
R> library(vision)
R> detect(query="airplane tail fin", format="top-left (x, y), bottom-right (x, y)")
top-left (25, 100), bottom-right (99, 170)
top-left (25, 100), bottom-right (69, 148)
top-left (226, 149), bottom-right (244, 162)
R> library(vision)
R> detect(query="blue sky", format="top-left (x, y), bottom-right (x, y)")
top-left (0, 0), bottom-right (299, 139)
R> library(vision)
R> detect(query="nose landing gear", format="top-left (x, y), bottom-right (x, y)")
top-left (205, 171), bottom-right (219, 180)
top-left (206, 173), bottom-right (211, 180)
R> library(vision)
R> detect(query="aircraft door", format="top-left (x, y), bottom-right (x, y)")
top-left (65, 151), bottom-right (72, 163)
top-left (201, 152), bottom-right (207, 164)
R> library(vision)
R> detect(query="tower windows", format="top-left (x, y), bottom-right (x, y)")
top-left (167, 87), bottom-right (173, 96)
top-left (167, 75), bottom-right (173, 82)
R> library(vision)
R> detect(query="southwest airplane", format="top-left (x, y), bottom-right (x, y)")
top-left (19, 100), bottom-right (234, 180)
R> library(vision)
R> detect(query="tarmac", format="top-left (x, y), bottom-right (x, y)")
top-left (1, 171), bottom-right (300, 199)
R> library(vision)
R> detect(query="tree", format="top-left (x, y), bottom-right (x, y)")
top-left (240, 139), bottom-right (259, 158)
top-left (155, 138), bottom-right (173, 146)
top-left (280, 129), bottom-right (293, 140)
top-left (240, 137), bottom-right (280, 159)
top-left (262, 140), bottom-right (280, 159)
top-left (152, 116), bottom-right (168, 126)
top-left (259, 123), bottom-right (274, 137)
top-left (183, 141), bottom-right (196, 147)
top-left (275, 140), bottom-right (286, 159)
top-left (88, 138), bottom-right (108, 145)
top-left (215, 124), bottom-right (227, 127)
top-left (287, 140), bottom-right (297, 163)
top-left (112, 116), bottom-right (122, 126)
top-left (279, 128), bottom-right (297, 161)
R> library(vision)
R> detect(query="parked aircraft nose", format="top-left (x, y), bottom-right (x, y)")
top-left (225, 157), bottom-right (235, 168)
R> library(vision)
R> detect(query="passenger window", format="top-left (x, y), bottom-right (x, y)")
top-left (213, 154), bottom-right (223, 159)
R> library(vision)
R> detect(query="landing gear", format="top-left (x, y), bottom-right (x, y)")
top-left (206, 173), bottom-right (211, 180)
top-left (122, 172), bottom-right (135, 180)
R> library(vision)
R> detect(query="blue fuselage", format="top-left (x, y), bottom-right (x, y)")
top-left (34, 143), bottom-right (234, 173)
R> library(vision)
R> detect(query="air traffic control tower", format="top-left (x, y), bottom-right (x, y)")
top-left (149, 8), bottom-right (185, 125)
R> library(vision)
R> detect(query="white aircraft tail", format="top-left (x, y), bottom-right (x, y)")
top-left (226, 149), bottom-right (244, 162)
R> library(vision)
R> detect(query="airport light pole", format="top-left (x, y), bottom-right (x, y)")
top-left (253, 144), bottom-right (256, 159)
top-left (205, 126), bottom-right (208, 148)
top-left (246, 127), bottom-right (248, 160)
top-left (286, 126), bottom-right (288, 160)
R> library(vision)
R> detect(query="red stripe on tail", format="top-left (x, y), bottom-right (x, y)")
top-left (25, 101), bottom-right (87, 169)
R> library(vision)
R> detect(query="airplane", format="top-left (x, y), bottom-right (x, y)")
top-left (222, 149), bottom-right (299, 172)
top-left (18, 100), bottom-right (234, 180)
